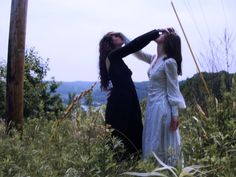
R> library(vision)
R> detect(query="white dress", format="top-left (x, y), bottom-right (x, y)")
top-left (124, 36), bottom-right (186, 165)
top-left (137, 53), bottom-right (186, 166)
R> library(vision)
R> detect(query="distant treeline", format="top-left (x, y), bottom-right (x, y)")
top-left (56, 80), bottom-right (153, 105)
top-left (57, 71), bottom-right (236, 107)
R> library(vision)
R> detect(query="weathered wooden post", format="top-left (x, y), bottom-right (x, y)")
top-left (6, 0), bottom-right (28, 132)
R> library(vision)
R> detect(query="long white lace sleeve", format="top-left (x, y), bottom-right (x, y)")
top-left (164, 58), bottom-right (186, 117)
top-left (121, 33), bottom-right (154, 64)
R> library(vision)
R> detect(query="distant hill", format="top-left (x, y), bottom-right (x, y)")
top-left (56, 71), bottom-right (235, 106)
top-left (56, 81), bottom-right (96, 103)
top-left (56, 81), bottom-right (149, 105)
top-left (180, 71), bottom-right (235, 108)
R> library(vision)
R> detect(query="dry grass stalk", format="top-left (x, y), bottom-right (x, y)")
top-left (62, 82), bottom-right (97, 119)
top-left (196, 104), bottom-right (207, 118)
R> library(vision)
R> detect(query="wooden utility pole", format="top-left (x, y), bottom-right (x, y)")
top-left (6, 0), bottom-right (28, 132)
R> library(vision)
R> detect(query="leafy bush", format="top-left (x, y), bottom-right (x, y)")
top-left (24, 48), bottom-right (64, 119)
top-left (0, 48), bottom-right (64, 120)
top-left (180, 76), bottom-right (236, 176)
top-left (0, 60), bottom-right (6, 118)
top-left (0, 108), bottom-right (147, 177)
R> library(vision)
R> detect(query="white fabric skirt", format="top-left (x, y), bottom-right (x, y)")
top-left (142, 98), bottom-right (182, 166)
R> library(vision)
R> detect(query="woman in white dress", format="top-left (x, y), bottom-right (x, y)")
top-left (133, 28), bottom-right (186, 166)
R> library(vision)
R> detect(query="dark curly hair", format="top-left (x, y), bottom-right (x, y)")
top-left (163, 33), bottom-right (182, 75)
top-left (98, 33), bottom-right (116, 91)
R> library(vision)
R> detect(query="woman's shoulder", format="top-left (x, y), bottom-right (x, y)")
top-left (164, 57), bottom-right (177, 65)
top-left (164, 57), bottom-right (176, 62)
top-left (107, 48), bottom-right (120, 61)
top-left (163, 58), bottom-right (178, 73)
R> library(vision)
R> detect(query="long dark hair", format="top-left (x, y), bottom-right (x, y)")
top-left (163, 33), bottom-right (182, 75)
top-left (99, 33), bottom-right (116, 91)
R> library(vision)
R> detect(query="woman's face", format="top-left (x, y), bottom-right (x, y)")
top-left (109, 33), bottom-right (124, 47)
top-left (155, 28), bottom-right (175, 44)
top-left (155, 33), bottom-right (167, 44)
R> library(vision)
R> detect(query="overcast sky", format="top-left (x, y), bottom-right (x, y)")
top-left (0, 0), bottom-right (235, 82)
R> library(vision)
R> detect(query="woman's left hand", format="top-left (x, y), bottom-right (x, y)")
top-left (170, 116), bottom-right (179, 131)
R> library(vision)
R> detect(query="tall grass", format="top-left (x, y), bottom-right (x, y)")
top-left (0, 111), bottom-right (144, 177)
top-left (0, 79), bottom-right (235, 176)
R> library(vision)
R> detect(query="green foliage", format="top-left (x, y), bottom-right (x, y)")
top-left (24, 48), bottom-right (64, 119)
top-left (0, 76), bottom-right (235, 176)
top-left (0, 48), bottom-right (64, 119)
top-left (0, 109), bottom-right (145, 177)
top-left (0, 60), bottom-right (6, 118)
top-left (180, 76), bottom-right (236, 176)
top-left (85, 91), bottom-right (93, 110)
top-left (124, 152), bottom-right (209, 177)
top-left (181, 71), bottom-right (234, 107)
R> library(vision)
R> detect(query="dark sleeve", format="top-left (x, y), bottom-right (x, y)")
top-left (108, 30), bottom-right (160, 60)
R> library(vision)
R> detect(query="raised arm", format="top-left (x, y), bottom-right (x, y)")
top-left (120, 33), bottom-right (154, 64)
top-left (108, 30), bottom-right (160, 60)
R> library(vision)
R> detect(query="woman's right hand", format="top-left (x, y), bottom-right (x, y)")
top-left (158, 27), bottom-right (175, 35)
top-left (170, 116), bottom-right (179, 131)
top-left (167, 27), bottom-right (175, 33)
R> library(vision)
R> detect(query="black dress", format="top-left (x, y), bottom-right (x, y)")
top-left (105, 30), bottom-right (160, 155)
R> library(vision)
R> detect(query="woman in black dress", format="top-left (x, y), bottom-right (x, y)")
top-left (98, 30), bottom-right (161, 157)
